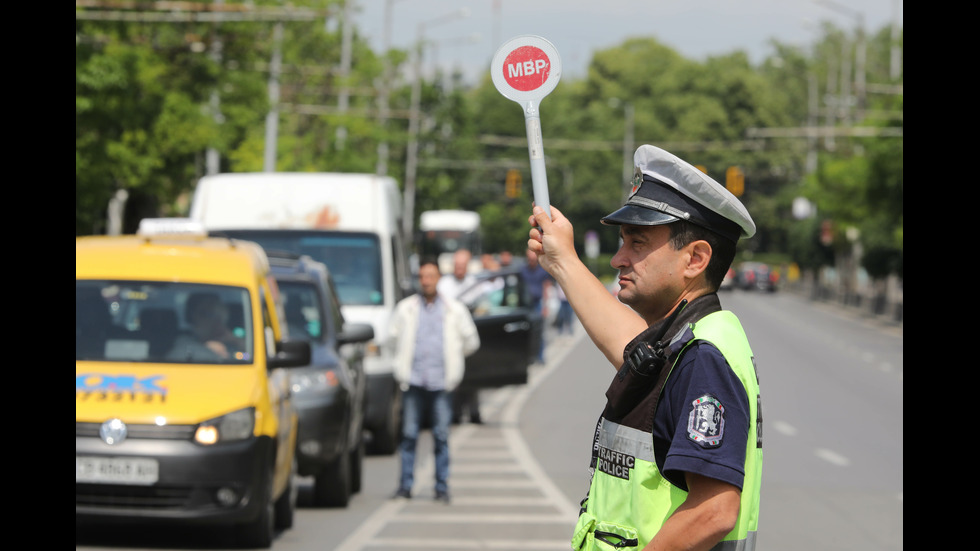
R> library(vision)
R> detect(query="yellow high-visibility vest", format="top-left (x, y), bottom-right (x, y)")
top-left (572, 311), bottom-right (762, 550)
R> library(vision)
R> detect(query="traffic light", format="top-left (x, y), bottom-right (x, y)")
top-left (505, 169), bottom-right (522, 198)
top-left (725, 166), bottom-right (744, 197)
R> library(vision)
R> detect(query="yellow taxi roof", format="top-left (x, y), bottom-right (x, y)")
top-left (76, 235), bottom-right (270, 287)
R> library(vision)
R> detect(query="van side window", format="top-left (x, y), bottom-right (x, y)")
top-left (278, 281), bottom-right (325, 341)
top-left (260, 287), bottom-right (276, 359)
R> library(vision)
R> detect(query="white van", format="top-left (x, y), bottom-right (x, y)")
top-left (190, 172), bottom-right (413, 454)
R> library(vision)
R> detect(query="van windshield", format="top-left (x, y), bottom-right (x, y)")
top-left (217, 230), bottom-right (384, 307)
top-left (76, 281), bottom-right (253, 364)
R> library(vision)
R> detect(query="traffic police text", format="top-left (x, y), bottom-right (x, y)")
top-left (596, 444), bottom-right (635, 480)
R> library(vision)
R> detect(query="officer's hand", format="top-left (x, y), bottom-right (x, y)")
top-left (528, 205), bottom-right (576, 275)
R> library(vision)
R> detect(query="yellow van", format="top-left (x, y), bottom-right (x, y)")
top-left (75, 226), bottom-right (310, 548)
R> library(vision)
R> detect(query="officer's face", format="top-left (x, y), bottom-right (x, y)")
top-left (611, 224), bottom-right (688, 321)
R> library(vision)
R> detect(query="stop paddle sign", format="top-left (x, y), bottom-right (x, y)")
top-left (491, 35), bottom-right (562, 219)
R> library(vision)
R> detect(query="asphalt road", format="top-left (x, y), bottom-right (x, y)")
top-left (77, 288), bottom-right (903, 551)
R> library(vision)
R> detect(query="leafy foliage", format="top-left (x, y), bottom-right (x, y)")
top-left (75, 4), bottom-right (902, 281)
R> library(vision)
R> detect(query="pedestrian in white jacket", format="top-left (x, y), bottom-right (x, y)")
top-left (388, 259), bottom-right (480, 503)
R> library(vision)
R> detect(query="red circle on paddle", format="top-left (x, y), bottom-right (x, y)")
top-left (502, 46), bottom-right (551, 92)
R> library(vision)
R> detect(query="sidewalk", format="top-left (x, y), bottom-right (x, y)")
top-left (783, 282), bottom-right (903, 335)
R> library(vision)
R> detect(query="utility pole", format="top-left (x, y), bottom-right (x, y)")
top-left (622, 102), bottom-right (634, 202)
top-left (816, 0), bottom-right (867, 119)
top-left (890, 0), bottom-right (902, 81)
top-left (375, 0), bottom-right (403, 176)
top-left (335, 0), bottom-right (353, 150)
top-left (403, 8), bottom-right (469, 238)
top-left (206, 0), bottom-right (225, 175)
top-left (263, 21), bottom-right (283, 172)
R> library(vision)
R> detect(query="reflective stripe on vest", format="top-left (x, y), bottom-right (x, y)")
top-left (572, 311), bottom-right (762, 551)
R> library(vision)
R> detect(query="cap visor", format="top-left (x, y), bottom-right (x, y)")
top-left (601, 205), bottom-right (681, 226)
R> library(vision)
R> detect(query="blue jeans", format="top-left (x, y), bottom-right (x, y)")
top-left (555, 300), bottom-right (573, 335)
top-left (398, 385), bottom-right (453, 494)
top-left (531, 298), bottom-right (545, 363)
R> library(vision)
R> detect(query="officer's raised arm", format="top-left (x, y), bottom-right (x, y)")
top-left (528, 205), bottom-right (647, 368)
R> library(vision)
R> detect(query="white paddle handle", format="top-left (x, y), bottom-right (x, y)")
top-left (523, 104), bottom-right (551, 219)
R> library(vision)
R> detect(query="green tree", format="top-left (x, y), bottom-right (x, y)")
top-left (76, 22), bottom-right (220, 234)
top-left (76, 4), bottom-right (902, 279)
top-left (783, 22), bottom-right (903, 281)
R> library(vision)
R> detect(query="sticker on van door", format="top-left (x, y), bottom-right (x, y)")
top-left (76, 373), bottom-right (168, 403)
top-left (309, 205), bottom-right (340, 228)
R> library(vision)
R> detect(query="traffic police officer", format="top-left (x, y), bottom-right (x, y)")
top-left (527, 144), bottom-right (762, 550)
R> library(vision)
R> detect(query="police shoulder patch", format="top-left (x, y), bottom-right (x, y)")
top-left (687, 394), bottom-right (725, 448)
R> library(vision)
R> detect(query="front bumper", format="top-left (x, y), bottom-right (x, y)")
top-left (75, 429), bottom-right (273, 525)
top-left (363, 372), bottom-right (397, 432)
top-left (292, 390), bottom-right (350, 476)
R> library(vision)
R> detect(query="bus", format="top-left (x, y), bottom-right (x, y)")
top-left (417, 210), bottom-right (483, 275)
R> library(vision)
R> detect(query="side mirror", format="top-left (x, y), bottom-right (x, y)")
top-left (338, 322), bottom-right (374, 346)
top-left (269, 339), bottom-right (311, 369)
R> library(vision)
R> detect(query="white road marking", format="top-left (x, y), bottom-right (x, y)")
top-left (772, 420), bottom-right (797, 436)
top-left (333, 332), bottom-right (583, 551)
top-left (814, 448), bottom-right (851, 467)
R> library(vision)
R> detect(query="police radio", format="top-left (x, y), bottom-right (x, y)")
top-left (624, 299), bottom-right (688, 378)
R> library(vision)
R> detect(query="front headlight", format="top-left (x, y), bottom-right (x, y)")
top-left (195, 407), bottom-right (255, 445)
top-left (290, 370), bottom-right (339, 395)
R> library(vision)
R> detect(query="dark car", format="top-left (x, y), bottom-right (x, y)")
top-left (268, 252), bottom-right (374, 508)
top-left (719, 267), bottom-right (737, 291)
top-left (456, 266), bottom-right (544, 393)
top-left (736, 261), bottom-right (778, 292)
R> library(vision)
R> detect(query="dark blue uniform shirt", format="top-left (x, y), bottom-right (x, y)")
top-left (654, 340), bottom-right (750, 492)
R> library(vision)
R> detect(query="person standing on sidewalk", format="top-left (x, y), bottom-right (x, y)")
top-left (553, 282), bottom-right (574, 337)
top-left (388, 258), bottom-right (480, 503)
top-left (520, 247), bottom-right (553, 364)
top-left (437, 248), bottom-right (477, 300)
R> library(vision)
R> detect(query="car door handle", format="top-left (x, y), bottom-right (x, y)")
top-left (503, 321), bottom-right (530, 333)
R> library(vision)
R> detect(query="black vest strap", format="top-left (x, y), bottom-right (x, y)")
top-left (603, 294), bottom-right (723, 426)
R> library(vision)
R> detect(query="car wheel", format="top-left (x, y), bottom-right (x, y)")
top-left (236, 464), bottom-right (274, 549)
top-left (274, 456), bottom-right (298, 530)
top-left (367, 389), bottom-right (401, 455)
top-left (313, 450), bottom-right (351, 508)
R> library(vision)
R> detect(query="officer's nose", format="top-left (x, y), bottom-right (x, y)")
top-left (610, 245), bottom-right (628, 270)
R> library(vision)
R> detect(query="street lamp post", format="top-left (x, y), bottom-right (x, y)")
top-left (402, 8), bottom-right (469, 237)
top-left (428, 33), bottom-right (481, 90)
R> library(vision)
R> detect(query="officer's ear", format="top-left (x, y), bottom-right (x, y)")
top-left (683, 240), bottom-right (712, 280)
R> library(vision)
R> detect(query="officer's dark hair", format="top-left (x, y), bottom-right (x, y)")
top-left (668, 220), bottom-right (736, 291)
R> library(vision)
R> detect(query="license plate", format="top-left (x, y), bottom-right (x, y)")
top-left (76, 456), bottom-right (159, 485)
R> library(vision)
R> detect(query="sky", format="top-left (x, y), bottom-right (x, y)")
top-left (351, 0), bottom-right (903, 84)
